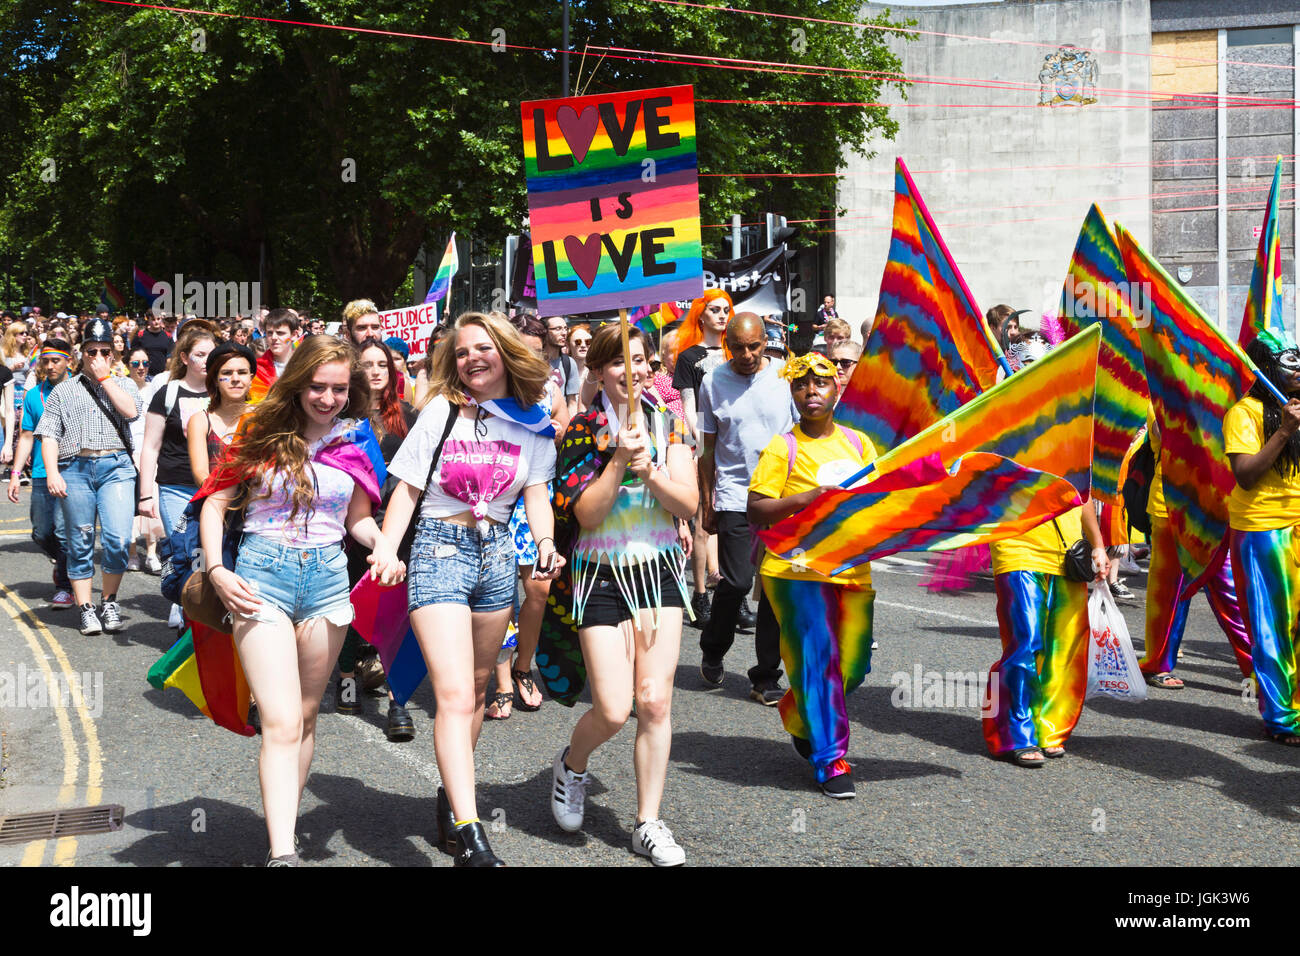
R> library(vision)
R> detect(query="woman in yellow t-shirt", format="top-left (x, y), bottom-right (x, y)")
top-left (981, 333), bottom-right (1110, 766)
top-left (748, 353), bottom-right (875, 800)
top-left (1225, 330), bottom-right (1300, 744)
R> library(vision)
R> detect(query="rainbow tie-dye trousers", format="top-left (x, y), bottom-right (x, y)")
top-left (761, 575), bottom-right (874, 783)
top-left (1229, 527), bottom-right (1300, 736)
top-left (1140, 517), bottom-right (1252, 678)
top-left (983, 570), bottom-right (1090, 755)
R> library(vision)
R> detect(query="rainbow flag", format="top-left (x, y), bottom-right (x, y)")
top-left (836, 158), bottom-right (1008, 453)
top-left (631, 301), bottom-right (683, 335)
top-left (146, 629), bottom-right (212, 719)
top-left (1240, 157), bottom-right (1285, 351)
top-left (133, 265), bottom-right (159, 302)
top-left (349, 576), bottom-right (427, 706)
top-left (101, 278), bottom-right (127, 311)
top-left (1057, 203), bottom-right (1151, 503)
top-left (422, 232), bottom-right (459, 308)
top-left (762, 325), bottom-right (1101, 577)
top-left (1117, 223), bottom-right (1259, 589)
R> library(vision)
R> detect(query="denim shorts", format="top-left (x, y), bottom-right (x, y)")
top-left (232, 534), bottom-right (354, 626)
top-left (408, 517), bottom-right (515, 613)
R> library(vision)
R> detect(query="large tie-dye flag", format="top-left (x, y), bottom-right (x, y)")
top-left (836, 158), bottom-right (1008, 453)
top-left (1240, 157), bottom-right (1286, 351)
top-left (762, 325), bottom-right (1100, 578)
top-left (1058, 204), bottom-right (1151, 503)
top-left (1116, 223), bottom-right (1259, 589)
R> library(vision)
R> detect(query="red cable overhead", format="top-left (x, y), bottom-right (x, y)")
top-left (640, 0), bottom-right (1299, 73)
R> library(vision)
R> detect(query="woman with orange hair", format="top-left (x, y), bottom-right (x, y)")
top-left (671, 290), bottom-right (732, 623)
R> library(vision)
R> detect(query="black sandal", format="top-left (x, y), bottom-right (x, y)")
top-left (1006, 747), bottom-right (1046, 767)
top-left (1270, 732), bottom-right (1300, 746)
top-left (511, 668), bottom-right (543, 712)
top-left (485, 691), bottom-right (512, 720)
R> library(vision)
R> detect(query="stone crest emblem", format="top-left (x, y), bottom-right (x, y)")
top-left (1039, 44), bottom-right (1099, 106)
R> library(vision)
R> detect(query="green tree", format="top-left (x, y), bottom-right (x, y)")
top-left (0, 0), bottom-right (909, 314)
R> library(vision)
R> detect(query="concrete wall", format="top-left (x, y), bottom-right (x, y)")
top-left (838, 0), bottom-right (1152, 335)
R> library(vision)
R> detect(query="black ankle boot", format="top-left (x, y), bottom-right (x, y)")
top-left (453, 821), bottom-right (504, 867)
top-left (435, 787), bottom-right (456, 855)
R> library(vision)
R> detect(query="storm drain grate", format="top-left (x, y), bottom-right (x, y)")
top-left (0, 804), bottom-right (125, 845)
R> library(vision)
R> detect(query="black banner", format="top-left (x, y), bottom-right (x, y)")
top-left (702, 244), bottom-right (790, 316)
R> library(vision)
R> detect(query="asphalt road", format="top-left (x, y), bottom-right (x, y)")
top-left (1, 493), bottom-right (1296, 867)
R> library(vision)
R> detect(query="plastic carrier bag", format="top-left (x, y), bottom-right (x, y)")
top-left (1085, 582), bottom-right (1147, 703)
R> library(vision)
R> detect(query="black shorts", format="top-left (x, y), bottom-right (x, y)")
top-left (579, 561), bottom-right (686, 629)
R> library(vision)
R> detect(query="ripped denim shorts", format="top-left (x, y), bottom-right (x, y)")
top-left (232, 534), bottom-right (354, 627)
top-left (407, 517), bottom-right (515, 614)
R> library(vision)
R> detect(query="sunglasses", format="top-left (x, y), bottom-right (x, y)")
top-left (129, 360), bottom-right (148, 367)
top-left (832, 358), bottom-right (857, 370)
top-left (83, 348), bottom-right (113, 358)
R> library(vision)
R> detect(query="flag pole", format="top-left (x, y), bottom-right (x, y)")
top-left (620, 307), bottom-right (640, 427)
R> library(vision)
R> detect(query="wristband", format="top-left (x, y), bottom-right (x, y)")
top-left (97, 373), bottom-right (110, 382)
top-left (138, 496), bottom-right (153, 502)
top-left (535, 536), bottom-right (554, 549)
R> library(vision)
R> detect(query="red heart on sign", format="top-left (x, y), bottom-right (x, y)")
top-left (556, 104), bottom-right (599, 164)
top-left (563, 234), bottom-right (603, 289)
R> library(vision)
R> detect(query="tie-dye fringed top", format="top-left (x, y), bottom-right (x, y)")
top-left (536, 390), bottom-right (692, 705)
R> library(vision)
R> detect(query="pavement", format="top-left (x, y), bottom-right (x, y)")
top-left (1, 493), bottom-right (1297, 867)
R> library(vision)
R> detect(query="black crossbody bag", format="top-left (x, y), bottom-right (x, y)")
top-left (1051, 517), bottom-right (1094, 583)
top-left (77, 375), bottom-right (141, 504)
top-left (397, 402), bottom-right (459, 562)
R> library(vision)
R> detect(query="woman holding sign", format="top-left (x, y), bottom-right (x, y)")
top-left (383, 312), bottom-right (562, 867)
top-left (545, 323), bottom-right (697, 866)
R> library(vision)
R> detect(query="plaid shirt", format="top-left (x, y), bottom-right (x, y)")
top-left (33, 374), bottom-right (143, 461)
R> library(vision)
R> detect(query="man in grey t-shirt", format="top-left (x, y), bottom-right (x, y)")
top-left (543, 315), bottom-right (580, 414)
top-left (697, 313), bottom-right (798, 705)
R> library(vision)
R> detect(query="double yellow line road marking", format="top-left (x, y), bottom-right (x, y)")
top-left (0, 581), bottom-right (104, 866)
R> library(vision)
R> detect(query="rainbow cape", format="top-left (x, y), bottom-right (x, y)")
top-left (761, 325), bottom-right (1100, 577)
top-left (147, 418), bottom-right (386, 734)
top-left (423, 232), bottom-right (459, 308)
top-left (247, 348), bottom-right (278, 405)
top-left (1240, 157), bottom-right (1285, 351)
top-left (1057, 203), bottom-right (1151, 503)
top-left (1117, 224), bottom-right (1259, 590)
top-left (837, 158), bottom-right (1008, 453)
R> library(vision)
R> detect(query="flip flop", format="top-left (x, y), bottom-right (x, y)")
top-left (1043, 746), bottom-right (1066, 758)
top-left (1147, 673), bottom-right (1184, 689)
top-left (511, 668), bottom-right (543, 712)
top-left (485, 691), bottom-right (512, 720)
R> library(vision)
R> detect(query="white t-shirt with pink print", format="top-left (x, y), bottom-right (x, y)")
top-left (388, 395), bottom-right (556, 527)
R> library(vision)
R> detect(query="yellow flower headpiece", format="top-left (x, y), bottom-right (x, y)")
top-left (780, 351), bottom-right (837, 383)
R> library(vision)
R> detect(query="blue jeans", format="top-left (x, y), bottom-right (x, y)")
top-left (59, 452), bottom-right (136, 581)
top-left (158, 483), bottom-right (199, 540)
top-left (30, 478), bottom-right (71, 590)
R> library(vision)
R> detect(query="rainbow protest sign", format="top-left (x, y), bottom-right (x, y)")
top-left (521, 85), bottom-right (704, 316)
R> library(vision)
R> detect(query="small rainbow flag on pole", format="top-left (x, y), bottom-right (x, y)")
top-left (101, 278), bottom-right (127, 311)
top-left (762, 325), bottom-right (1100, 578)
top-left (1057, 203), bottom-right (1151, 503)
top-left (423, 233), bottom-right (459, 311)
top-left (836, 158), bottom-right (1009, 453)
top-left (1117, 223), bottom-right (1265, 589)
top-left (1239, 156), bottom-right (1285, 351)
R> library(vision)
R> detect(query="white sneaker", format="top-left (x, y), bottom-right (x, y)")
top-left (168, 604), bottom-right (184, 630)
top-left (632, 819), bottom-right (686, 867)
top-left (79, 605), bottom-right (103, 636)
top-left (144, 553), bottom-right (163, 575)
top-left (550, 747), bottom-right (588, 833)
top-left (126, 554), bottom-right (142, 572)
top-left (50, 590), bottom-right (74, 609)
